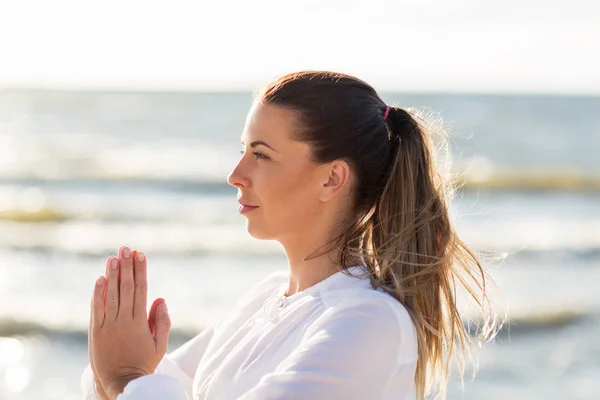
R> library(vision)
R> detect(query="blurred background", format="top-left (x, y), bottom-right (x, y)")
top-left (0, 0), bottom-right (599, 399)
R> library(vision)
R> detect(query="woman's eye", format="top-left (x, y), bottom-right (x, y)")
top-left (239, 149), bottom-right (269, 160)
top-left (253, 152), bottom-right (269, 160)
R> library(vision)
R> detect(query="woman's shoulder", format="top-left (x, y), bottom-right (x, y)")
top-left (316, 287), bottom-right (418, 359)
top-left (322, 287), bottom-right (414, 329)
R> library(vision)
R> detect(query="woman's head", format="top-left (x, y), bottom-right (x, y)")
top-left (229, 71), bottom-right (498, 399)
top-left (228, 101), bottom-right (353, 242)
top-left (228, 72), bottom-right (393, 241)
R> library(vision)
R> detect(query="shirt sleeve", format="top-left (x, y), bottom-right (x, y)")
top-left (238, 299), bottom-right (417, 400)
top-left (116, 374), bottom-right (188, 400)
top-left (81, 326), bottom-right (214, 400)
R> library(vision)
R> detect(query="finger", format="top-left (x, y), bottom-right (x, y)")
top-left (88, 299), bottom-right (95, 370)
top-left (88, 315), bottom-right (93, 365)
top-left (105, 257), bottom-right (119, 321)
top-left (102, 255), bottom-right (111, 317)
top-left (89, 277), bottom-right (100, 375)
top-left (91, 276), bottom-right (105, 329)
top-left (118, 246), bottom-right (134, 318)
top-left (133, 251), bottom-right (148, 321)
top-left (154, 302), bottom-right (171, 355)
top-left (148, 297), bottom-right (165, 337)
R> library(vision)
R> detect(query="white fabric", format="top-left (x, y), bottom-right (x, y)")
top-left (81, 266), bottom-right (418, 400)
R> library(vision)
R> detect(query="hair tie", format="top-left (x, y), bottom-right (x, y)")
top-left (383, 106), bottom-right (391, 121)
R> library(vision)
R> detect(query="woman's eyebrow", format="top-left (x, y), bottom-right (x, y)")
top-left (241, 140), bottom-right (278, 152)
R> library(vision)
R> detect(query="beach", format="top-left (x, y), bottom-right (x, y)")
top-left (0, 89), bottom-right (598, 399)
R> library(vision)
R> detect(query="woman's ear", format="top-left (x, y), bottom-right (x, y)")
top-left (320, 160), bottom-right (351, 202)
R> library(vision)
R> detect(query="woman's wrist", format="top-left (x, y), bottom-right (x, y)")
top-left (94, 378), bottom-right (109, 400)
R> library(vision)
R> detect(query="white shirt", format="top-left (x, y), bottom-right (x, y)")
top-left (81, 266), bottom-right (418, 400)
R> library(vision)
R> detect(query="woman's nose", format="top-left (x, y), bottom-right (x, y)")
top-left (227, 161), bottom-right (250, 188)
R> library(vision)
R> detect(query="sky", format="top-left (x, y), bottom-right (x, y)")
top-left (0, 0), bottom-right (598, 94)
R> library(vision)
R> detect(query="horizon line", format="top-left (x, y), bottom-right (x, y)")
top-left (2, 85), bottom-right (599, 98)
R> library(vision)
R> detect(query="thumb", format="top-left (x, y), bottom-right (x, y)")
top-left (154, 302), bottom-right (171, 354)
top-left (148, 297), bottom-right (165, 337)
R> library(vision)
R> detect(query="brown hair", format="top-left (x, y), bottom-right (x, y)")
top-left (258, 71), bottom-right (499, 399)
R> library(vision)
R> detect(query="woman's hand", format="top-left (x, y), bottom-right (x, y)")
top-left (89, 246), bottom-right (171, 399)
top-left (88, 249), bottom-right (166, 399)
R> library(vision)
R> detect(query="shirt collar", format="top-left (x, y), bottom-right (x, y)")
top-left (283, 265), bottom-right (373, 304)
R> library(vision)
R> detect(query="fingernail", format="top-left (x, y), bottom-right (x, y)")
top-left (160, 303), bottom-right (168, 313)
top-left (111, 258), bottom-right (118, 269)
top-left (96, 276), bottom-right (104, 286)
top-left (136, 252), bottom-right (145, 262)
top-left (123, 247), bottom-right (131, 259)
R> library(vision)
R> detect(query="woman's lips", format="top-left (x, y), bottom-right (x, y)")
top-left (239, 205), bottom-right (259, 214)
top-left (238, 201), bottom-right (259, 214)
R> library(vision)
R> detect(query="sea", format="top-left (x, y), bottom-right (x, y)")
top-left (0, 89), bottom-right (598, 399)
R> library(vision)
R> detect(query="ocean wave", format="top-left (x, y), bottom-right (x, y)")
top-left (2, 310), bottom-right (596, 344)
top-left (0, 220), bottom-right (282, 258)
top-left (0, 207), bottom-right (68, 223)
top-left (455, 169), bottom-right (600, 191)
top-left (0, 178), bottom-right (233, 195)
top-left (1, 239), bottom-right (600, 264)
top-left (494, 310), bottom-right (599, 338)
top-left (0, 222), bottom-right (599, 262)
top-left (1, 169), bottom-right (600, 193)
top-left (0, 318), bottom-right (198, 346)
top-left (506, 247), bottom-right (600, 262)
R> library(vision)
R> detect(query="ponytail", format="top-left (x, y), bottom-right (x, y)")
top-left (367, 106), bottom-right (498, 399)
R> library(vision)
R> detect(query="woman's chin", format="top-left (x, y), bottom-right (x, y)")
top-left (245, 222), bottom-right (273, 240)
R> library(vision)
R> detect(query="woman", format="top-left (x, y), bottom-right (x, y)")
top-left (82, 71), bottom-right (497, 399)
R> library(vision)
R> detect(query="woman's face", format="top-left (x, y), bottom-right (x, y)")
top-left (227, 103), bottom-right (329, 241)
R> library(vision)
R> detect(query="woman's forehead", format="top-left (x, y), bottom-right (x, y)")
top-left (242, 104), bottom-right (296, 143)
